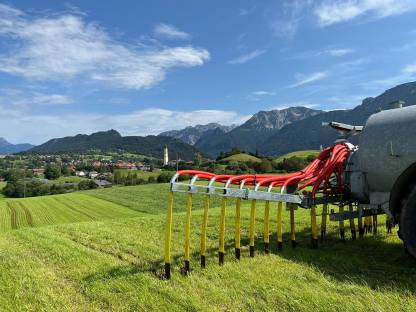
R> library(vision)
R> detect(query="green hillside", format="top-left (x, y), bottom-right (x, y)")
top-left (221, 153), bottom-right (262, 163)
top-left (0, 193), bottom-right (140, 232)
top-left (275, 150), bottom-right (320, 163)
top-left (27, 129), bottom-right (201, 161)
top-left (0, 183), bottom-right (414, 310)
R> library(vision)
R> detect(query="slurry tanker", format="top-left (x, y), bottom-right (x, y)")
top-left (163, 102), bottom-right (416, 278)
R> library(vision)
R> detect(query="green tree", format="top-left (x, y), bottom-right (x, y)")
top-left (44, 164), bottom-right (61, 180)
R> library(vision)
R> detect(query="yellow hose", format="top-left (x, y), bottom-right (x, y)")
top-left (311, 205), bottom-right (318, 248)
top-left (218, 197), bottom-right (227, 264)
top-left (249, 199), bottom-right (257, 257)
top-left (264, 200), bottom-right (270, 253)
top-left (289, 203), bottom-right (296, 247)
top-left (321, 203), bottom-right (328, 241)
top-left (200, 194), bottom-right (210, 267)
top-left (348, 203), bottom-right (356, 240)
top-left (164, 191), bottom-right (174, 278)
top-left (339, 205), bottom-right (345, 240)
top-left (184, 193), bottom-right (193, 273)
top-left (235, 198), bottom-right (241, 259)
top-left (277, 202), bottom-right (283, 250)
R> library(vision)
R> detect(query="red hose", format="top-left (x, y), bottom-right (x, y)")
top-left (174, 143), bottom-right (351, 198)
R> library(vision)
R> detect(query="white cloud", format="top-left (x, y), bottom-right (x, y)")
top-left (153, 23), bottom-right (191, 40)
top-left (32, 94), bottom-right (73, 105)
top-left (0, 88), bottom-right (73, 108)
top-left (252, 91), bottom-right (276, 96)
top-left (325, 48), bottom-right (355, 56)
top-left (268, 101), bottom-right (318, 110)
top-left (0, 5), bottom-right (209, 90)
top-left (228, 49), bottom-right (266, 64)
top-left (271, 0), bottom-right (313, 38)
top-left (289, 71), bottom-right (329, 88)
top-left (403, 63), bottom-right (416, 74)
top-left (315, 0), bottom-right (416, 26)
top-left (362, 63), bottom-right (416, 90)
top-left (289, 47), bottom-right (355, 59)
top-left (0, 107), bottom-right (250, 144)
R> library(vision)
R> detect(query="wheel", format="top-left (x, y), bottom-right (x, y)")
top-left (399, 184), bottom-right (416, 258)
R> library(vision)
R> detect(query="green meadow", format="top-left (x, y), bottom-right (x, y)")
top-left (0, 184), bottom-right (415, 311)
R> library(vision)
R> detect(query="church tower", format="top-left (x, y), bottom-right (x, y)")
top-left (163, 145), bottom-right (169, 166)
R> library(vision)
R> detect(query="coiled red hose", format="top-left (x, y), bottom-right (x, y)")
top-left (174, 143), bottom-right (351, 198)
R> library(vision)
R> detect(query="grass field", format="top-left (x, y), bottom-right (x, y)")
top-left (0, 184), bottom-right (415, 311)
top-left (222, 153), bottom-right (262, 163)
top-left (275, 150), bottom-right (320, 163)
top-left (0, 193), bottom-right (140, 232)
top-left (55, 176), bottom-right (89, 183)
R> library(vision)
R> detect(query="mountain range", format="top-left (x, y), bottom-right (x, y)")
top-left (6, 81), bottom-right (416, 159)
top-left (161, 81), bottom-right (416, 157)
top-left (159, 123), bottom-right (236, 145)
top-left (0, 138), bottom-right (34, 155)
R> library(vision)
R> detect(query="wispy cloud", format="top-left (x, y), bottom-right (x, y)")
top-left (228, 49), bottom-right (266, 64)
top-left (268, 101), bottom-right (318, 111)
top-left (153, 23), bottom-right (191, 40)
top-left (252, 91), bottom-right (276, 96)
top-left (0, 4), bottom-right (209, 90)
top-left (289, 47), bottom-right (355, 59)
top-left (32, 94), bottom-right (73, 106)
top-left (0, 88), bottom-right (73, 108)
top-left (0, 107), bottom-right (251, 144)
top-left (289, 71), bottom-right (329, 88)
top-left (271, 0), bottom-right (309, 38)
top-left (247, 90), bottom-right (276, 101)
top-left (325, 48), bottom-right (355, 56)
top-left (362, 63), bottom-right (416, 90)
top-left (315, 0), bottom-right (416, 26)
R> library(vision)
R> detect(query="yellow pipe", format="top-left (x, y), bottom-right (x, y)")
top-left (249, 199), bottom-right (257, 257)
top-left (386, 214), bottom-right (392, 234)
top-left (164, 191), bottom-right (174, 278)
top-left (200, 194), bottom-right (210, 267)
top-left (372, 215), bottom-right (378, 234)
top-left (277, 202), bottom-right (283, 251)
top-left (311, 205), bottom-right (318, 248)
top-left (183, 193), bottom-right (193, 274)
top-left (235, 198), bottom-right (241, 259)
top-left (348, 203), bottom-right (356, 240)
top-left (339, 205), bottom-right (345, 240)
top-left (358, 213), bottom-right (364, 238)
top-left (289, 203), bottom-right (296, 248)
top-left (218, 196), bottom-right (227, 265)
top-left (263, 201), bottom-right (270, 254)
top-left (321, 203), bottom-right (328, 241)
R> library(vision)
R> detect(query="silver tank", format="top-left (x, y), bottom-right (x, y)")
top-left (346, 105), bottom-right (416, 204)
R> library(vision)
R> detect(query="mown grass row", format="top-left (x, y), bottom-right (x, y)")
top-left (85, 184), bottom-right (227, 214)
top-left (0, 204), bottom-right (414, 311)
top-left (0, 193), bottom-right (140, 232)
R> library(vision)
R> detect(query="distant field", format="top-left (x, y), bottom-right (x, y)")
top-left (114, 169), bottom-right (169, 179)
top-left (55, 176), bottom-right (88, 183)
top-left (222, 153), bottom-right (262, 163)
top-left (275, 150), bottom-right (320, 163)
top-left (0, 193), bottom-right (140, 232)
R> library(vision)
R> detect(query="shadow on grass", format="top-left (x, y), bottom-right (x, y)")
top-left (82, 226), bottom-right (416, 292)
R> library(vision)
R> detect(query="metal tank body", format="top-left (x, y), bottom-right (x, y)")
top-left (348, 105), bottom-right (416, 206)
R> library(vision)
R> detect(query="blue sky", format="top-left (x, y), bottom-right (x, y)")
top-left (0, 0), bottom-right (416, 144)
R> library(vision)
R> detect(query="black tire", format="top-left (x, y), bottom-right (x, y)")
top-left (400, 185), bottom-right (416, 258)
